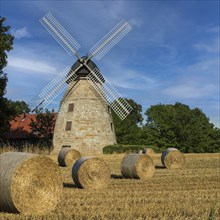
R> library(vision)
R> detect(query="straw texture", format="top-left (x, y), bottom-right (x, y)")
top-left (121, 154), bottom-right (155, 179)
top-left (161, 148), bottom-right (186, 169)
top-left (142, 148), bottom-right (155, 155)
top-left (72, 156), bottom-right (110, 189)
top-left (58, 147), bottom-right (81, 167)
top-left (0, 152), bottom-right (63, 215)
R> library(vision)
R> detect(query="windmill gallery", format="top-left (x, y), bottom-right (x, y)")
top-left (26, 13), bottom-right (133, 155)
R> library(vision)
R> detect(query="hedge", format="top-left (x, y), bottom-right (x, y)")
top-left (103, 144), bottom-right (162, 154)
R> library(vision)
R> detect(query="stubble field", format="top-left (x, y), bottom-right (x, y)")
top-left (0, 153), bottom-right (219, 220)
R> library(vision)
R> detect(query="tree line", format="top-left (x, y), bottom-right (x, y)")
top-left (1, 17), bottom-right (219, 153)
top-left (112, 100), bottom-right (220, 153)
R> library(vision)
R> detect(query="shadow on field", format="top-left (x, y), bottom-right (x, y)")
top-left (63, 182), bottom-right (78, 188)
top-left (111, 174), bottom-right (124, 179)
top-left (155, 165), bottom-right (166, 169)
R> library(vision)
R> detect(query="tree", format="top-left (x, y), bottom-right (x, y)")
top-left (29, 109), bottom-right (56, 141)
top-left (0, 17), bottom-right (14, 138)
top-left (112, 99), bottom-right (143, 144)
top-left (7, 100), bottom-right (30, 115)
top-left (207, 127), bottom-right (220, 153)
top-left (144, 103), bottom-right (178, 147)
top-left (144, 102), bottom-right (220, 152)
top-left (0, 17), bottom-right (14, 96)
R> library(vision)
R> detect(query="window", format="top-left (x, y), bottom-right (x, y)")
top-left (68, 103), bottom-right (74, 112)
top-left (108, 106), bottom-right (111, 114)
top-left (111, 123), bottom-right (113, 131)
top-left (65, 121), bottom-right (72, 131)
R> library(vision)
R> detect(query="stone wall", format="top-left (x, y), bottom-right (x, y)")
top-left (53, 78), bottom-right (117, 156)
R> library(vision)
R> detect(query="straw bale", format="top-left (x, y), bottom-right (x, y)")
top-left (136, 150), bottom-right (141, 154)
top-left (58, 147), bottom-right (81, 167)
top-left (161, 148), bottom-right (186, 169)
top-left (0, 152), bottom-right (63, 215)
top-left (121, 154), bottom-right (155, 179)
top-left (72, 156), bottom-right (110, 189)
top-left (142, 148), bottom-right (155, 155)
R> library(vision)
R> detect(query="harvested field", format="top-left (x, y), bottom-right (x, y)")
top-left (0, 153), bottom-right (219, 219)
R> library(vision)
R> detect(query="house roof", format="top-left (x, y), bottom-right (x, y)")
top-left (7, 113), bottom-right (57, 139)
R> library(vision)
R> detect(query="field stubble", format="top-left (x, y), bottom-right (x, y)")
top-left (0, 153), bottom-right (219, 220)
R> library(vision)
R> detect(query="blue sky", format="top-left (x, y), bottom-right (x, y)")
top-left (1, 1), bottom-right (219, 127)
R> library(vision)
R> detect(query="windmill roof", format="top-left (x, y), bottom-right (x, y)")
top-left (67, 56), bottom-right (105, 83)
top-left (7, 113), bottom-right (57, 139)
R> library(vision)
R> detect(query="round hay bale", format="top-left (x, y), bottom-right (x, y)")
top-left (136, 150), bottom-right (141, 154)
top-left (121, 154), bottom-right (155, 179)
top-left (58, 147), bottom-right (81, 167)
top-left (142, 148), bottom-right (155, 155)
top-left (72, 156), bottom-right (110, 189)
top-left (161, 148), bottom-right (186, 169)
top-left (0, 152), bottom-right (63, 215)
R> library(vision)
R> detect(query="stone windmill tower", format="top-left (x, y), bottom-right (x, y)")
top-left (29, 13), bottom-right (133, 155)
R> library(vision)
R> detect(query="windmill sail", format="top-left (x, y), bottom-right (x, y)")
top-left (37, 13), bottom-right (133, 121)
top-left (40, 13), bottom-right (81, 57)
top-left (86, 68), bottom-right (133, 120)
top-left (88, 20), bottom-right (132, 61)
top-left (28, 66), bottom-right (79, 112)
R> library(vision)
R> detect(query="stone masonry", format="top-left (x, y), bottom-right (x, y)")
top-left (53, 78), bottom-right (117, 155)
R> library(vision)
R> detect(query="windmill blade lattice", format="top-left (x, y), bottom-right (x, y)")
top-left (28, 66), bottom-right (78, 112)
top-left (86, 68), bottom-right (133, 120)
top-left (40, 13), bottom-right (81, 57)
top-left (88, 20), bottom-right (132, 61)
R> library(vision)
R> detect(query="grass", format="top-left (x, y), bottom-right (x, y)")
top-left (0, 152), bottom-right (219, 219)
top-left (0, 145), bottom-right (51, 155)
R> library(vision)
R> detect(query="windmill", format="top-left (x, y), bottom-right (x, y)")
top-left (29, 13), bottom-right (133, 155)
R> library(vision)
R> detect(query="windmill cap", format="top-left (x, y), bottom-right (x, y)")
top-left (66, 56), bottom-right (105, 83)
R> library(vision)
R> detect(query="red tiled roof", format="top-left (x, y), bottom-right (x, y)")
top-left (7, 113), bottom-right (57, 139)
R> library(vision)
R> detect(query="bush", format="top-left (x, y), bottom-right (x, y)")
top-left (103, 144), bottom-right (161, 154)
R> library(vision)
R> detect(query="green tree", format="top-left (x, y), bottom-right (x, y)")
top-left (144, 103), bottom-right (219, 152)
top-left (7, 100), bottom-right (30, 115)
top-left (144, 103), bottom-right (178, 147)
top-left (112, 99), bottom-right (143, 144)
top-left (207, 127), bottom-right (220, 152)
top-left (29, 109), bottom-right (56, 141)
top-left (0, 17), bottom-right (14, 138)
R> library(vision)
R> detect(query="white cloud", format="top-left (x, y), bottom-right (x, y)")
top-left (103, 61), bottom-right (159, 91)
top-left (162, 56), bottom-right (219, 100)
top-left (163, 83), bottom-right (216, 99)
top-left (103, 1), bottom-right (125, 20)
top-left (8, 57), bottom-right (57, 74)
top-left (206, 26), bottom-right (219, 33)
top-left (10, 27), bottom-right (31, 39)
top-left (156, 44), bottom-right (179, 66)
top-left (197, 25), bottom-right (220, 34)
top-left (117, 73), bottom-right (158, 90)
top-left (193, 25), bottom-right (219, 54)
top-left (186, 58), bottom-right (219, 78)
top-left (194, 37), bottom-right (219, 53)
top-left (129, 18), bottom-right (143, 27)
